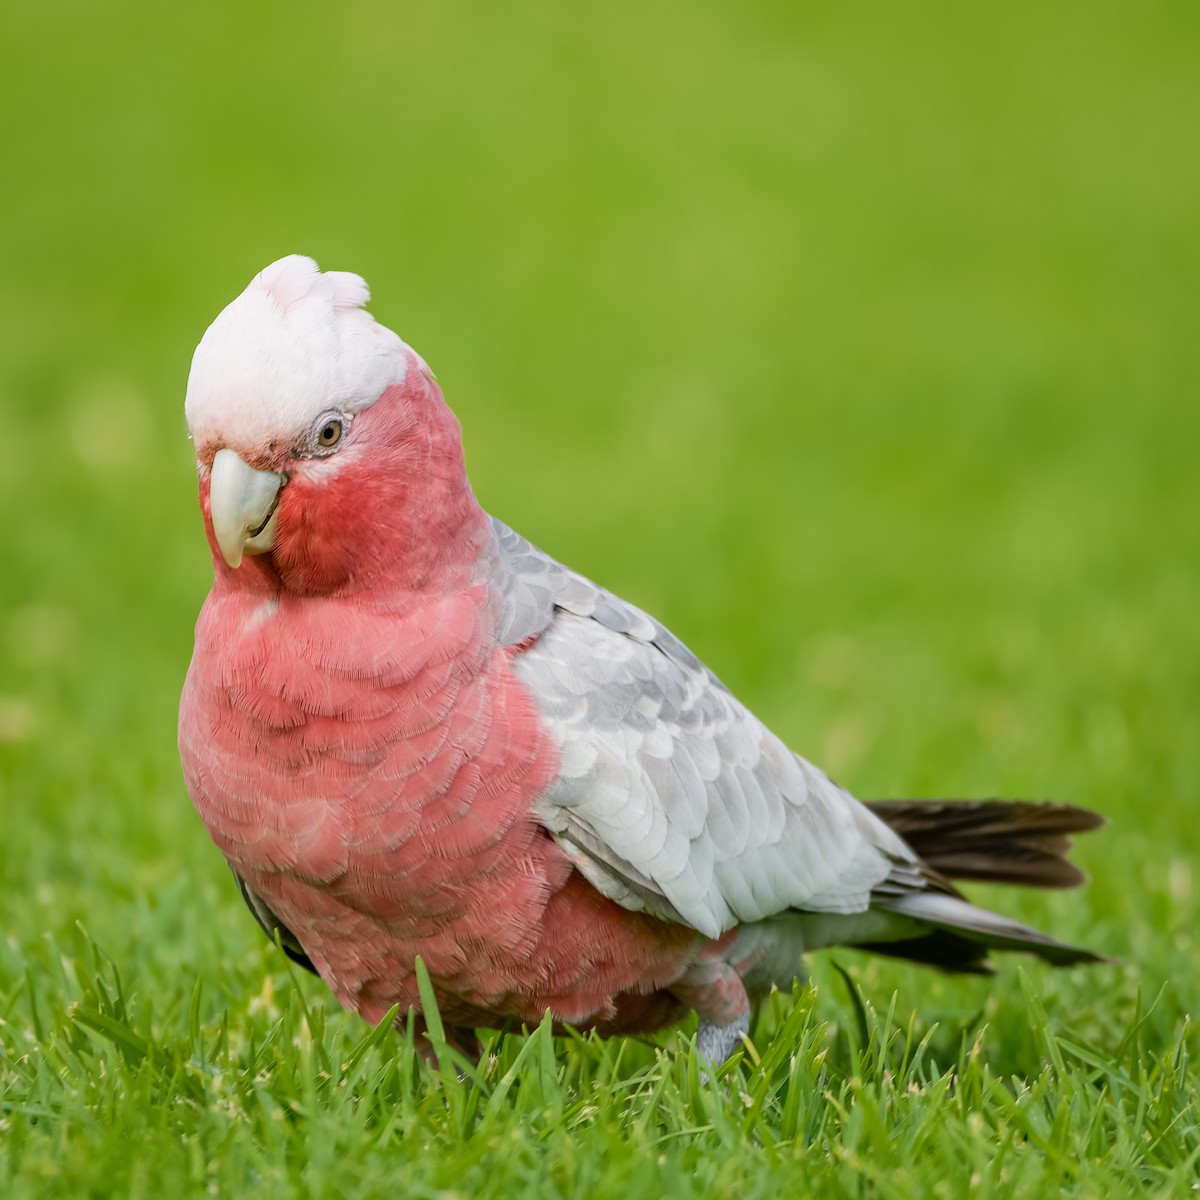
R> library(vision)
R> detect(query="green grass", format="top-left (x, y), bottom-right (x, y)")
top-left (1, 1), bottom-right (1198, 1195)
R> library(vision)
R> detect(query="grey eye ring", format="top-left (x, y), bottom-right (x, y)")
top-left (309, 412), bottom-right (348, 455)
top-left (318, 418), bottom-right (343, 448)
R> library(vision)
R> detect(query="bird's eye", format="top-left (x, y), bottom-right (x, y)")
top-left (304, 411), bottom-right (350, 458)
top-left (316, 418), bottom-right (343, 450)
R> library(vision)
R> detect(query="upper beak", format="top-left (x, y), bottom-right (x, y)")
top-left (209, 448), bottom-right (285, 569)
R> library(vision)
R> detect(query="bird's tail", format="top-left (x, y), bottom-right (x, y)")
top-left (856, 799), bottom-right (1108, 972)
top-left (866, 799), bottom-right (1104, 889)
top-left (871, 890), bottom-right (1107, 969)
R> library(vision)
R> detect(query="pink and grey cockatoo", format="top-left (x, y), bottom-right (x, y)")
top-left (179, 257), bottom-right (1102, 1064)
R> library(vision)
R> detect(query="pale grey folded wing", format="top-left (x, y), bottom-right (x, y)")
top-left (491, 518), bottom-right (922, 940)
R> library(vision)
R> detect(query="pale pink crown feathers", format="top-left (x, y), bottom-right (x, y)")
top-left (184, 256), bottom-right (415, 455)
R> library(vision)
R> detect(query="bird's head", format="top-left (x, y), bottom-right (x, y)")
top-left (185, 256), bottom-right (485, 597)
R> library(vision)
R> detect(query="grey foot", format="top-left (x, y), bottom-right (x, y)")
top-left (695, 1011), bottom-right (750, 1066)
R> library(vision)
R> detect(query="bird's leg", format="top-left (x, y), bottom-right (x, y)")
top-left (671, 959), bottom-right (752, 1069)
top-left (695, 1011), bottom-right (751, 1065)
top-left (410, 1016), bottom-right (482, 1073)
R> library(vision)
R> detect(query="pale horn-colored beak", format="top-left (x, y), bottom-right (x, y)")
top-left (209, 448), bottom-right (285, 569)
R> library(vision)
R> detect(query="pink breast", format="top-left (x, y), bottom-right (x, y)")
top-left (180, 583), bottom-right (711, 1032)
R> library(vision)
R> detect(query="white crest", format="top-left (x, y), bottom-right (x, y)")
top-left (185, 256), bottom-right (412, 451)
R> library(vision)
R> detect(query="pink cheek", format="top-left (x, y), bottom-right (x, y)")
top-left (271, 487), bottom-right (358, 594)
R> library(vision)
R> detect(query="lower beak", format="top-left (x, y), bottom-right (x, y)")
top-left (209, 448), bottom-right (285, 569)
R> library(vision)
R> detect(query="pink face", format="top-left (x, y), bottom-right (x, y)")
top-left (186, 258), bottom-right (485, 599)
top-left (194, 364), bottom-right (479, 598)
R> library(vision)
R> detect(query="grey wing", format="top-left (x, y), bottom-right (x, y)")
top-left (492, 518), bottom-right (922, 940)
top-left (233, 870), bottom-right (318, 974)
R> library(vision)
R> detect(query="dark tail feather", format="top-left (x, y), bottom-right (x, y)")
top-left (866, 799), bottom-right (1104, 890)
top-left (872, 890), bottom-right (1110, 969)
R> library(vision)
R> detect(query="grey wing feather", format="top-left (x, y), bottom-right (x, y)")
top-left (234, 869), bottom-right (318, 974)
top-left (491, 518), bottom-right (921, 940)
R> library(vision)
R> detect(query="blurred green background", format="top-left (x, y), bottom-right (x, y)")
top-left (1, 0), bottom-right (1197, 1157)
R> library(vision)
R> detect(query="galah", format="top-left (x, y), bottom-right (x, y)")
top-left (179, 256), bottom-right (1103, 1065)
